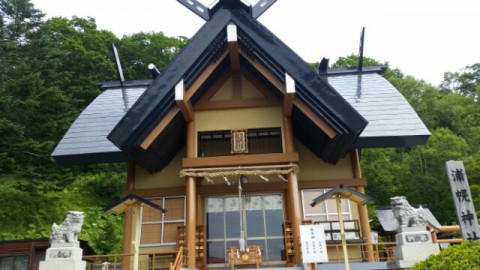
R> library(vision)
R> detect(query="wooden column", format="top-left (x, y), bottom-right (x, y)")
top-left (432, 231), bottom-right (438, 243)
top-left (122, 162), bottom-right (135, 270)
top-left (350, 150), bottom-right (374, 262)
top-left (186, 121), bottom-right (197, 268)
top-left (132, 204), bottom-right (142, 270)
top-left (283, 116), bottom-right (302, 264)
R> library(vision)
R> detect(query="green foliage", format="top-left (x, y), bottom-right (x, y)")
top-left (442, 63), bottom-right (480, 96)
top-left (118, 32), bottom-right (187, 79)
top-left (0, 0), bottom-right (184, 253)
top-left (411, 241), bottom-right (480, 269)
top-left (0, 0), bottom-right (43, 45)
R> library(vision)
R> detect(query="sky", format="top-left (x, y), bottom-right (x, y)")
top-left (30, 0), bottom-right (480, 86)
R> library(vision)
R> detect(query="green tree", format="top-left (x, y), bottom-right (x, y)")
top-left (0, 0), bottom-right (43, 45)
top-left (442, 63), bottom-right (480, 97)
top-left (118, 32), bottom-right (187, 79)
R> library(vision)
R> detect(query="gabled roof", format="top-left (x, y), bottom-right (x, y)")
top-left (52, 1), bottom-right (430, 171)
top-left (310, 184), bottom-right (374, 206)
top-left (106, 2), bottom-right (368, 171)
top-left (52, 72), bottom-right (430, 166)
top-left (104, 193), bottom-right (166, 215)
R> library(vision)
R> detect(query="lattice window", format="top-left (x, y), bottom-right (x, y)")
top-left (198, 128), bottom-right (282, 157)
top-left (140, 196), bottom-right (185, 246)
top-left (301, 189), bottom-right (352, 222)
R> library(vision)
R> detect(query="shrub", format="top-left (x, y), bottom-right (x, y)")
top-left (411, 241), bottom-right (480, 269)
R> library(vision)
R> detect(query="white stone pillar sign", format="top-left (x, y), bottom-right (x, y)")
top-left (300, 224), bottom-right (328, 263)
top-left (446, 160), bottom-right (480, 240)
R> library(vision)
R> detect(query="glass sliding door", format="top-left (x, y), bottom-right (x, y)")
top-left (205, 194), bottom-right (285, 265)
top-left (245, 194), bottom-right (285, 263)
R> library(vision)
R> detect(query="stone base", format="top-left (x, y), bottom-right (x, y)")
top-left (393, 231), bottom-right (439, 261)
top-left (39, 246), bottom-right (86, 270)
top-left (393, 242), bottom-right (439, 261)
top-left (39, 260), bottom-right (86, 270)
top-left (395, 231), bottom-right (432, 245)
top-left (387, 231), bottom-right (440, 269)
top-left (387, 260), bottom-right (418, 269)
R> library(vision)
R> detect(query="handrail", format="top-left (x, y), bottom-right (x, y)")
top-left (326, 242), bottom-right (397, 262)
top-left (170, 246), bottom-right (185, 270)
top-left (83, 252), bottom-right (176, 270)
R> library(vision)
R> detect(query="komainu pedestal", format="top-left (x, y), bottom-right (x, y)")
top-left (387, 197), bottom-right (440, 269)
top-left (39, 211), bottom-right (87, 270)
top-left (388, 230), bottom-right (440, 269)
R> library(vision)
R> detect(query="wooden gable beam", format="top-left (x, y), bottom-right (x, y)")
top-left (140, 106), bottom-right (181, 150)
top-left (293, 98), bottom-right (336, 139)
top-left (175, 79), bottom-right (194, 122)
top-left (227, 23), bottom-right (240, 71)
top-left (140, 52), bottom-right (228, 150)
top-left (239, 49), bottom-right (285, 94)
top-left (283, 73), bottom-right (295, 116)
top-left (239, 48), bottom-right (337, 139)
top-left (185, 51), bottom-right (228, 101)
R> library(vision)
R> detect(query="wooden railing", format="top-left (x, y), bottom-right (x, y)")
top-left (83, 251), bottom-right (176, 270)
top-left (169, 246), bottom-right (185, 270)
top-left (84, 238), bottom-right (462, 269)
top-left (432, 225), bottom-right (464, 244)
top-left (326, 242), bottom-right (397, 262)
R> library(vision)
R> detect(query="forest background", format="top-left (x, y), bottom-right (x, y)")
top-left (1, 0), bottom-right (480, 254)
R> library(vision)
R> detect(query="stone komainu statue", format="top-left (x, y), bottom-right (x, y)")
top-left (391, 196), bottom-right (428, 231)
top-left (50, 211), bottom-right (84, 244)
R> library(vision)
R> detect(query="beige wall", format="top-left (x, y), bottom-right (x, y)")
top-left (195, 106), bottom-right (284, 157)
top-left (295, 140), bottom-right (359, 221)
top-left (195, 106), bottom-right (283, 131)
top-left (296, 140), bottom-right (353, 181)
top-left (135, 147), bottom-right (186, 189)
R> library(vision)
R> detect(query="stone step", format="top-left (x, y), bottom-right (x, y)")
top-left (182, 263), bottom-right (389, 270)
top-left (314, 262), bottom-right (389, 270)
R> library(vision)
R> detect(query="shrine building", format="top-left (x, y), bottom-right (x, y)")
top-left (52, 0), bottom-right (430, 268)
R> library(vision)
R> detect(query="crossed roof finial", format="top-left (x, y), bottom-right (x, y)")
top-left (177, 0), bottom-right (277, 21)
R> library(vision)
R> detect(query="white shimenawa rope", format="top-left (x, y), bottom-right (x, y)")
top-left (179, 164), bottom-right (299, 178)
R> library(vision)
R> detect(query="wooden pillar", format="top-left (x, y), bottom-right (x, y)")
top-left (123, 209), bottom-right (133, 269)
top-left (432, 231), bottom-right (438, 243)
top-left (186, 121), bottom-right (197, 268)
top-left (132, 204), bottom-right (142, 270)
top-left (336, 195), bottom-right (350, 270)
top-left (287, 172), bottom-right (302, 264)
top-left (123, 162), bottom-right (135, 270)
top-left (283, 116), bottom-right (302, 264)
top-left (350, 150), bottom-right (374, 262)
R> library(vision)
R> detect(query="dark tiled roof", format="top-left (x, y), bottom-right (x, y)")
top-left (51, 87), bottom-right (145, 164)
top-left (326, 73), bottom-right (430, 148)
top-left (52, 73), bottom-right (430, 165)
